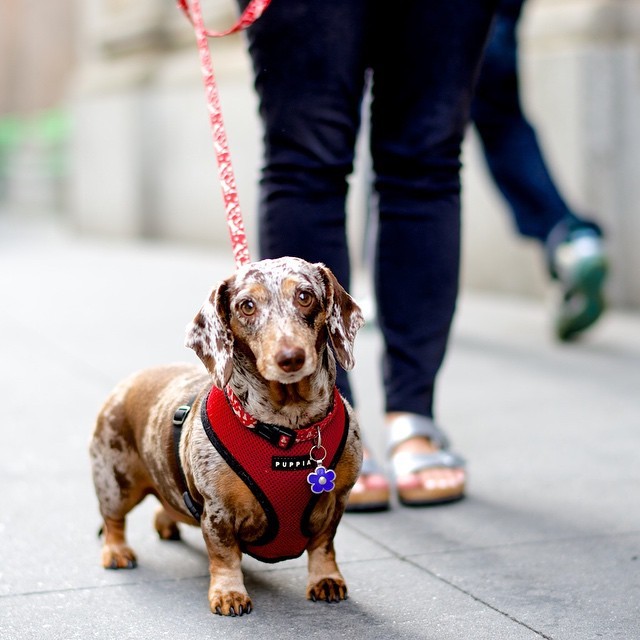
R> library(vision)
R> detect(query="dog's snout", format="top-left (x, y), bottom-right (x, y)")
top-left (275, 346), bottom-right (306, 373)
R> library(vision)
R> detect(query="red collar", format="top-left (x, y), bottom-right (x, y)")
top-left (224, 385), bottom-right (342, 447)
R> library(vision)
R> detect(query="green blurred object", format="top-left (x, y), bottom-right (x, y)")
top-left (34, 109), bottom-right (70, 176)
top-left (0, 109), bottom-right (70, 201)
top-left (0, 115), bottom-right (24, 149)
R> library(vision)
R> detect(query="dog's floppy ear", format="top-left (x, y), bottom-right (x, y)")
top-left (318, 265), bottom-right (365, 371)
top-left (185, 279), bottom-right (234, 388)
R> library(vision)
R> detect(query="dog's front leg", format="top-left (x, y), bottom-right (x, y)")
top-left (201, 515), bottom-right (251, 616)
top-left (305, 527), bottom-right (348, 603)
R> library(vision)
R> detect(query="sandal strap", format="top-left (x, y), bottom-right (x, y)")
top-left (387, 413), bottom-right (451, 454)
top-left (360, 456), bottom-right (384, 476)
top-left (391, 450), bottom-right (466, 477)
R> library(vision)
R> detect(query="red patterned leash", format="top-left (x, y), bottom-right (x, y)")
top-left (177, 0), bottom-right (272, 267)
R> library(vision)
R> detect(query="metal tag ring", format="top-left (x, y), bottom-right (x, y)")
top-left (309, 444), bottom-right (327, 464)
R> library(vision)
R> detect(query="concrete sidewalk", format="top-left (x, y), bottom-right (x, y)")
top-left (1, 216), bottom-right (639, 640)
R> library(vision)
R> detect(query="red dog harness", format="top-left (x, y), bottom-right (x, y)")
top-left (198, 386), bottom-right (349, 563)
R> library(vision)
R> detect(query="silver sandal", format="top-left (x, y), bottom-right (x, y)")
top-left (388, 414), bottom-right (466, 506)
top-left (345, 453), bottom-right (391, 513)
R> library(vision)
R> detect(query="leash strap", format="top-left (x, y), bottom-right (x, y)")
top-left (177, 0), bottom-right (271, 37)
top-left (178, 0), bottom-right (271, 268)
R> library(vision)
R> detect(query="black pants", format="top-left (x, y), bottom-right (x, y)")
top-left (240, 0), bottom-right (498, 417)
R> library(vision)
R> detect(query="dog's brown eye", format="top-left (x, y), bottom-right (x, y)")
top-left (239, 299), bottom-right (256, 316)
top-left (296, 290), bottom-right (313, 307)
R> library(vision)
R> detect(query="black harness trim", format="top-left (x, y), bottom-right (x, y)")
top-left (171, 388), bottom-right (349, 554)
top-left (172, 395), bottom-right (204, 522)
top-left (200, 388), bottom-right (349, 563)
top-left (200, 391), bottom-right (282, 555)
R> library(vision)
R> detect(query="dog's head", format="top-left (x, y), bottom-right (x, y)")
top-left (185, 257), bottom-right (365, 388)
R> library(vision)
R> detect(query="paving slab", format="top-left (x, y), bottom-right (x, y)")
top-left (1, 216), bottom-right (639, 640)
top-left (1, 556), bottom-right (546, 640)
top-left (410, 534), bottom-right (640, 640)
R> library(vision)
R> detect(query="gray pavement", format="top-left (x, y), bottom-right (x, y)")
top-left (1, 215), bottom-right (639, 640)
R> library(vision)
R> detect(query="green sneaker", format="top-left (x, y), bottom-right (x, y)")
top-left (553, 231), bottom-right (608, 341)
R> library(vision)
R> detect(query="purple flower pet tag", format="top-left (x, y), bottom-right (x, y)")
top-left (307, 465), bottom-right (336, 494)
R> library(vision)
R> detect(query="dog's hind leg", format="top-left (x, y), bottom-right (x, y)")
top-left (90, 393), bottom-right (148, 570)
top-left (91, 453), bottom-right (147, 569)
top-left (154, 506), bottom-right (181, 541)
top-left (91, 458), bottom-right (148, 569)
top-left (100, 516), bottom-right (137, 569)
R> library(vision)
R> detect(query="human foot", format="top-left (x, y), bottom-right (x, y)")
top-left (345, 450), bottom-right (390, 512)
top-left (388, 413), bottom-right (465, 506)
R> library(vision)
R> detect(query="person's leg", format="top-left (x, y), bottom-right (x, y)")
top-left (242, 0), bottom-right (390, 511)
top-left (473, 0), bottom-right (607, 340)
top-left (240, 0), bottom-right (370, 403)
top-left (473, 0), bottom-right (575, 240)
top-left (371, 0), bottom-right (497, 420)
top-left (370, 0), bottom-right (498, 504)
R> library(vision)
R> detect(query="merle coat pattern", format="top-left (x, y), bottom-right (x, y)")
top-left (90, 258), bottom-right (364, 616)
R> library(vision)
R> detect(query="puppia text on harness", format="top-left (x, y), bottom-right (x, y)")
top-left (201, 386), bottom-right (349, 563)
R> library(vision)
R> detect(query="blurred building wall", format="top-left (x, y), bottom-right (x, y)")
top-left (0, 0), bottom-right (76, 113)
top-left (66, 0), bottom-right (265, 257)
top-left (1, 0), bottom-right (639, 308)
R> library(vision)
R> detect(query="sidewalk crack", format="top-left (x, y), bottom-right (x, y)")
top-left (343, 522), bottom-right (555, 640)
top-left (399, 554), bottom-right (555, 640)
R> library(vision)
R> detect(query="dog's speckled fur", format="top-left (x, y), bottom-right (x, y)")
top-left (90, 258), bottom-right (364, 616)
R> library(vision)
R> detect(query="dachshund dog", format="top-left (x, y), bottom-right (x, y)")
top-left (90, 257), bottom-right (364, 616)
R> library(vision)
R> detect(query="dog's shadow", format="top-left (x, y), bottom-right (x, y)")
top-left (167, 528), bottom-right (310, 592)
top-left (127, 527), bottom-right (438, 640)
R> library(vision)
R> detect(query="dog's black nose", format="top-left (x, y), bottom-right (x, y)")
top-left (276, 347), bottom-right (306, 373)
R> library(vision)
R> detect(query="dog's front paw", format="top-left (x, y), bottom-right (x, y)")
top-left (101, 544), bottom-right (137, 570)
top-left (209, 589), bottom-right (252, 616)
top-left (306, 577), bottom-right (348, 603)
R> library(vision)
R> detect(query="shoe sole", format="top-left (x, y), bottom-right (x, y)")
top-left (398, 490), bottom-right (466, 508)
top-left (345, 501), bottom-right (391, 513)
top-left (556, 255), bottom-right (608, 341)
top-left (345, 487), bottom-right (391, 513)
top-left (397, 481), bottom-right (466, 507)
